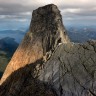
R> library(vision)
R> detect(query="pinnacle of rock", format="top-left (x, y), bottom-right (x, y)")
top-left (0, 4), bottom-right (96, 96)
top-left (0, 4), bottom-right (70, 84)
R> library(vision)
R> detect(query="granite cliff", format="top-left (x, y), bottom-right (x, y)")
top-left (0, 4), bottom-right (96, 96)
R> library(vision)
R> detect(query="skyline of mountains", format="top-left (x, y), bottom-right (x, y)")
top-left (0, 25), bottom-right (96, 43)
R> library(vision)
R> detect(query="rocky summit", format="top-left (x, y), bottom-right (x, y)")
top-left (0, 4), bottom-right (96, 96)
top-left (0, 4), bottom-right (70, 85)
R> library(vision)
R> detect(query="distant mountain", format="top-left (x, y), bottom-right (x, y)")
top-left (0, 29), bottom-right (27, 43)
top-left (0, 37), bottom-right (19, 78)
top-left (0, 37), bottom-right (18, 56)
top-left (0, 27), bottom-right (95, 43)
top-left (67, 26), bottom-right (96, 43)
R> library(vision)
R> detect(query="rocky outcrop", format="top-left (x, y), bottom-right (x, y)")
top-left (0, 4), bottom-right (70, 84)
top-left (39, 40), bottom-right (96, 96)
top-left (0, 4), bottom-right (96, 96)
top-left (0, 40), bottom-right (96, 96)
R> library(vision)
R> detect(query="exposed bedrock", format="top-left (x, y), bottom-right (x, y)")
top-left (39, 40), bottom-right (96, 96)
top-left (0, 4), bottom-right (70, 84)
top-left (0, 4), bottom-right (96, 96)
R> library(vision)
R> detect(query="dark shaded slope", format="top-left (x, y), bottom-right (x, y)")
top-left (0, 59), bottom-right (57, 96)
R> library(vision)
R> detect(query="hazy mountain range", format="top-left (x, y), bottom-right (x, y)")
top-left (0, 26), bottom-right (96, 44)
top-left (0, 29), bottom-right (27, 43)
top-left (67, 25), bottom-right (96, 43)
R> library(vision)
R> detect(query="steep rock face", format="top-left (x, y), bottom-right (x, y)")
top-left (0, 4), bottom-right (70, 84)
top-left (39, 40), bottom-right (96, 96)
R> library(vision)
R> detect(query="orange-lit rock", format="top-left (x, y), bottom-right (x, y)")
top-left (0, 4), bottom-right (70, 84)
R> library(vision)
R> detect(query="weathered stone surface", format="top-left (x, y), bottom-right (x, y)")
top-left (0, 4), bottom-right (70, 84)
top-left (0, 40), bottom-right (96, 96)
top-left (0, 4), bottom-right (96, 96)
top-left (39, 40), bottom-right (96, 96)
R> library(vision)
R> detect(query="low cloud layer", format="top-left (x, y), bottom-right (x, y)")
top-left (0, 0), bottom-right (96, 29)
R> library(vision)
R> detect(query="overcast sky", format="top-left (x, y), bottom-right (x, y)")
top-left (0, 0), bottom-right (96, 30)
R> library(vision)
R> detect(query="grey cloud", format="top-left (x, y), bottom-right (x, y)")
top-left (0, 3), bottom-right (37, 15)
top-left (60, 7), bottom-right (96, 20)
top-left (0, 0), bottom-right (96, 24)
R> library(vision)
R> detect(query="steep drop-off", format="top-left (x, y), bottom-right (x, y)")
top-left (0, 4), bottom-right (96, 96)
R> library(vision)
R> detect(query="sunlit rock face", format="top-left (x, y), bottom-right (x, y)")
top-left (0, 4), bottom-right (70, 85)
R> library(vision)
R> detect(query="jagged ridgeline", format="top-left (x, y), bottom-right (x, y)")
top-left (0, 4), bottom-right (96, 96)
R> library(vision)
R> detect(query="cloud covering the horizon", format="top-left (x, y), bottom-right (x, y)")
top-left (0, 0), bottom-right (96, 30)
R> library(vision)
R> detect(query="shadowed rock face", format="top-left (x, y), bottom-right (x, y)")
top-left (0, 4), bottom-right (70, 84)
top-left (0, 59), bottom-right (57, 96)
top-left (0, 4), bottom-right (96, 96)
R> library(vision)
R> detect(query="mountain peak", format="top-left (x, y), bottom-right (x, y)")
top-left (0, 4), bottom-right (96, 96)
top-left (33, 4), bottom-right (59, 14)
top-left (0, 4), bottom-right (70, 84)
